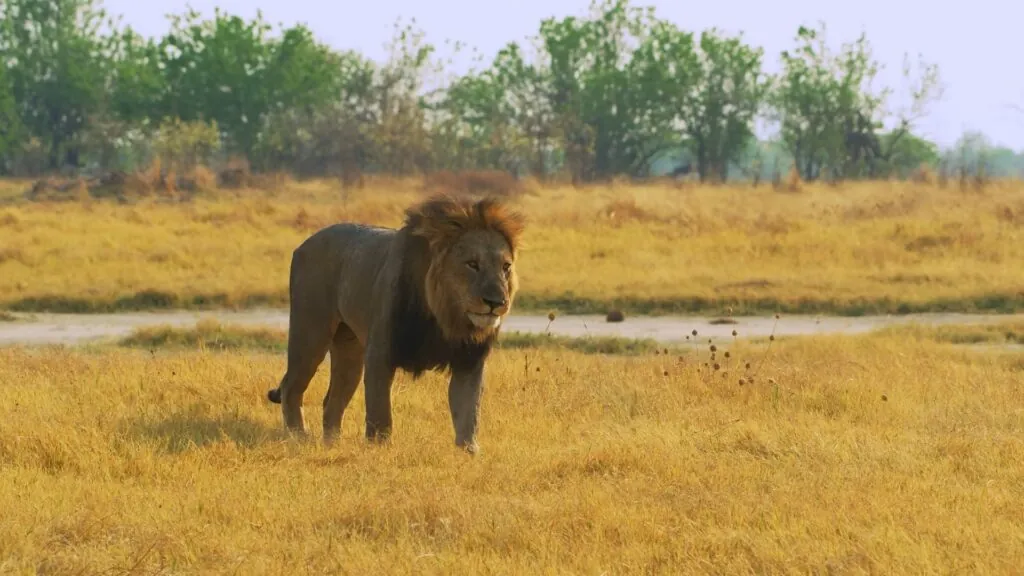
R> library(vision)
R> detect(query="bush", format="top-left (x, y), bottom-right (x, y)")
top-left (217, 157), bottom-right (251, 189)
top-left (153, 118), bottom-right (222, 173)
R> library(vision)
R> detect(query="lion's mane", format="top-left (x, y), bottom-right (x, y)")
top-left (389, 196), bottom-right (524, 377)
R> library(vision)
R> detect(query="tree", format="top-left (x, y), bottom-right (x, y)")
top-left (948, 130), bottom-right (992, 179)
top-left (678, 28), bottom-right (769, 182)
top-left (431, 41), bottom-right (551, 174)
top-left (367, 18), bottom-right (439, 175)
top-left (0, 0), bottom-right (958, 182)
top-left (158, 8), bottom-right (344, 160)
top-left (879, 130), bottom-right (939, 176)
top-left (772, 23), bottom-right (880, 181)
top-left (108, 27), bottom-right (164, 127)
top-left (772, 22), bottom-right (942, 182)
top-left (623, 18), bottom-right (699, 177)
top-left (434, 69), bottom-right (512, 170)
top-left (871, 53), bottom-right (943, 177)
top-left (535, 0), bottom-right (661, 182)
top-left (254, 49), bottom-right (377, 178)
top-left (983, 146), bottom-right (1023, 178)
top-left (0, 64), bottom-right (24, 172)
top-left (0, 0), bottom-right (119, 171)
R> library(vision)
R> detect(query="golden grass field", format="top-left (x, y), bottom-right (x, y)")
top-left (2, 174), bottom-right (1024, 573)
top-left (0, 320), bottom-right (1022, 573)
top-left (1, 176), bottom-right (1023, 316)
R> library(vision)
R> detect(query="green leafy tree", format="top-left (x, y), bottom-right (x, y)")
top-left (108, 28), bottom-right (164, 127)
top-left (157, 8), bottom-right (343, 160)
top-left (528, 1), bottom-right (768, 182)
top-left (0, 64), bottom-right (23, 171)
top-left (255, 49), bottom-right (377, 179)
top-left (773, 22), bottom-right (942, 181)
top-left (493, 44), bottom-right (559, 178)
top-left (431, 42), bottom-right (547, 174)
top-left (872, 53), bottom-right (943, 177)
top-left (434, 69), bottom-right (509, 170)
top-left (152, 117), bottom-right (222, 171)
top-left (71, 26), bottom-right (165, 172)
top-left (679, 28), bottom-right (769, 182)
top-left (0, 0), bottom-right (119, 171)
top-left (0, 0), bottom-right (956, 182)
top-left (623, 18), bottom-right (699, 176)
top-left (536, 0), bottom-right (656, 182)
top-left (984, 146), bottom-right (1024, 178)
top-left (880, 130), bottom-right (939, 176)
top-left (367, 19), bottom-right (438, 174)
top-left (772, 23), bottom-right (874, 180)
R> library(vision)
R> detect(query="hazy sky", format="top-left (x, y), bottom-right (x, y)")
top-left (101, 0), bottom-right (1023, 150)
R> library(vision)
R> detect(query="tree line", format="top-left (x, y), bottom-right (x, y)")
top-left (1, 0), bottom-right (1020, 184)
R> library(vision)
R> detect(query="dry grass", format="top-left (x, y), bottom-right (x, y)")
top-left (879, 319), bottom-right (1024, 345)
top-left (119, 319), bottom-right (672, 357)
top-left (2, 176), bottom-right (1024, 315)
top-left (1, 324), bottom-right (1022, 573)
top-left (121, 318), bottom-right (290, 353)
top-left (422, 169), bottom-right (529, 198)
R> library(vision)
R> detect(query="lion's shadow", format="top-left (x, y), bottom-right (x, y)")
top-left (122, 404), bottom-right (287, 454)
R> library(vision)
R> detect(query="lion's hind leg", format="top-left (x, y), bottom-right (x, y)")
top-left (322, 324), bottom-right (365, 445)
top-left (271, 304), bottom-right (334, 437)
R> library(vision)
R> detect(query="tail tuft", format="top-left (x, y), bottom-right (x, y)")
top-left (267, 388), bottom-right (282, 404)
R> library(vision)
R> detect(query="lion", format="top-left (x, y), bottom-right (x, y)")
top-left (266, 194), bottom-right (525, 454)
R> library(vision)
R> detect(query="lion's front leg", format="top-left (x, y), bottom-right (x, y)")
top-left (448, 360), bottom-right (485, 455)
top-left (362, 346), bottom-right (396, 443)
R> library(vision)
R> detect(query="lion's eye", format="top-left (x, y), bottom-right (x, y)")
top-left (502, 262), bottom-right (512, 273)
top-left (466, 261), bottom-right (480, 271)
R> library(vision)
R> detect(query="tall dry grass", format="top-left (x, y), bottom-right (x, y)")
top-left (1, 175), bottom-right (1023, 315)
top-left (0, 325), bottom-right (1022, 573)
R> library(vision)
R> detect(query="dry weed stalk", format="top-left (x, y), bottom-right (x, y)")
top-left (676, 313), bottom-right (781, 388)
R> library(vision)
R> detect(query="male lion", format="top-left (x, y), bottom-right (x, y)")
top-left (266, 195), bottom-right (524, 454)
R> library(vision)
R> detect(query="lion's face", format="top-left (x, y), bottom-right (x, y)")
top-left (435, 228), bottom-right (518, 337)
top-left (407, 195), bottom-right (524, 343)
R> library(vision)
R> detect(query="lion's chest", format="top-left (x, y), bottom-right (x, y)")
top-left (390, 312), bottom-right (490, 378)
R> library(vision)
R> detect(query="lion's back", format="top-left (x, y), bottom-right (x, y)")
top-left (290, 222), bottom-right (398, 338)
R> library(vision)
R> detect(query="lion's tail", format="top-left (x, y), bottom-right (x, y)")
top-left (267, 387), bottom-right (282, 403)
top-left (266, 248), bottom-right (300, 407)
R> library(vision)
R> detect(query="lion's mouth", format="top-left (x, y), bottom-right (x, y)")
top-left (468, 312), bottom-right (502, 329)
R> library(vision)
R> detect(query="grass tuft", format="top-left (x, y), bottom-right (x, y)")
top-left (119, 319), bottom-right (287, 352)
top-left (498, 331), bottom-right (666, 356)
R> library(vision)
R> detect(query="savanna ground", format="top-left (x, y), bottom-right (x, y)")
top-left (1, 175), bottom-right (1023, 316)
top-left (0, 319), bottom-right (1022, 574)
top-left (1, 176), bottom-right (1023, 573)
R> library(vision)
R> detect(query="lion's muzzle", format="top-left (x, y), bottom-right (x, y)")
top-left (468, 312), bottom-right (503, 329)
top-left (482, 295), bottom-right (507, 312)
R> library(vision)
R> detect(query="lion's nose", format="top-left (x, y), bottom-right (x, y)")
top-left (483, 296), bottom-right (507, 311)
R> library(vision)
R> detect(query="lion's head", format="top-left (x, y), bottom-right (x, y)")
top-left (404, 195), bottom-right (525, 344)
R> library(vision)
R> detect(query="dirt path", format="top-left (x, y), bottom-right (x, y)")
top-left (2, 309), bottom-right (1022, 347)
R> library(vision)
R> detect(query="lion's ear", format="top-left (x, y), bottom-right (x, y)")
top-left (474, 198), bottom-right (526, 254)
top-left (406, 195), bottom-right (470, 246)
top-left (498, 210), bottom-right (526, 254)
